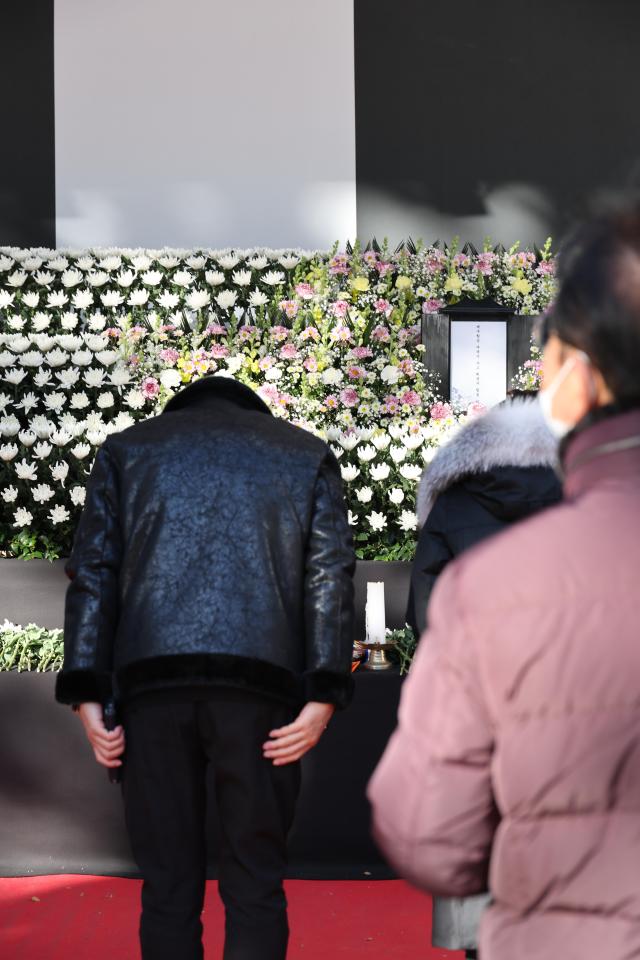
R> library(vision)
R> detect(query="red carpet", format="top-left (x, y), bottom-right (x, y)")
top-left (0, 876), bottom-right (463, 959)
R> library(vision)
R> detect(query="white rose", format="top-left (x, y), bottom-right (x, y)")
top-left (380, 365), bottom-right (401, 385)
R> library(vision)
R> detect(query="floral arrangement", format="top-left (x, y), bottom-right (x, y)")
top-left (0, 620), bottom-right (64, 671)
top-left (510, 340), bottom-right (544, 392)
top-left (0, 241), bottom-right (556, 560)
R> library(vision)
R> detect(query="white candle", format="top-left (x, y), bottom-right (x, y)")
top-left (365, 581), bottom-right (386, 644)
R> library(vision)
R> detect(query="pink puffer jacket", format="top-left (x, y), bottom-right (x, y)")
top-left (369, 409), bottom-right (640, 959)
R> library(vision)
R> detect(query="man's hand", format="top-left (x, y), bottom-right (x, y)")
top-left (78, 702), bottom-right (125, 769)
top-left (263, 701), bottom-right (335, 766)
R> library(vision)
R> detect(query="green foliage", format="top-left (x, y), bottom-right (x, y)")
top-left (386, 625), bottom-right (418, 676)
top-left (0, 622), bottom-right (64, 672)
top-left (8, 531), bottom-right (62, 562)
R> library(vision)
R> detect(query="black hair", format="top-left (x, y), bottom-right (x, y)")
top-left (551, 200), bottom-right (640, 406)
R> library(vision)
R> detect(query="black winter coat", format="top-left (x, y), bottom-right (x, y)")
top-left (56, 377), bottom-right (355, 709)
top-left (408, 400), bottom-right (562, 635)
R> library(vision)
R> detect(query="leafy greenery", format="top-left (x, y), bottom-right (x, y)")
top-left (0, 622), bottom-right (64, 672)
top-left (386, 625), bottom-right (418, 675)
top-left (8, 531), bottom-right (62, 562)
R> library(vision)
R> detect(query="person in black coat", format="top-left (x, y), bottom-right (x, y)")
top-left (56, 375), bottom-right (355, 960)
top-left (407, 395), bottom-right (561, 958)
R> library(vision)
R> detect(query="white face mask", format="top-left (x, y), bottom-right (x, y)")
top-left (538, 352), bottom-right (591, 440)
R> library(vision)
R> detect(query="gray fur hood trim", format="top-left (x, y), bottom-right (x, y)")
top-left (417, 400), bottom-right (558, 525)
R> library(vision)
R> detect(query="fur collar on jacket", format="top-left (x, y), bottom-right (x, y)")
top-left (417, 400), bottom-right (558, 525)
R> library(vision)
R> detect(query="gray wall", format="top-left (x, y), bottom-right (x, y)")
top-left (55, 0), bottom-right (356, 249)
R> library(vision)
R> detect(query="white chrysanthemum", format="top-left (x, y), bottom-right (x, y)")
top-left (86, 429), bottom-right (107, 446)
top-left (1, 485), bottom-right (18, 502)
top-left (58, 335), bottom-right (83, 351)
top-left (128, 288), bottom-right (149, 307)
top-left (31, 311), bottom-right (51, 331)
top-left (264, 366), bottom-right (283, 382)
top-left (217, 254), bottom-right (240, 270)
top-left (232, 270), bottom-right (252, 287)
top-left (34, 270), bottom-right (54, 287)
top-left (186, 289), bottom-right (210, 310)
top-left (100, 290), bottom-right (125, 308)
top-left (159, 368), bottom-right (182, 390)
top-left (337, 432), bottom-right (359, 451)
top-left (0, 443), bottom-right (18, 461)
top-left (225, 356), bottom-right (244, 375)
top-left (141, 270), bottom-right (163, 287)
top-left (158, 256), bottom-right (179, 270)
top-left (348, 510), bottom-right (358, 526)
top-left (356, 444), bottom-right (376, 462)
top-left (97, 392), bottom-right (115, 409)
top-left (8, 270), bottom-right (27, 287)
top-left (370, 462), bottom-right (391, 481)
top-left (205, 270), bottom-right (226, 287)
top-left (94, 350), bottom-right (119, 367)
top-left (262, 270), bottom-right (285, 286)
top-left (371, 433), bottom-right (391, 451)
top-left (15, 459), bottom-right (38, 481)
top-left (16, 392), bottom-right (39, 414)
top-left (116, 269), bottom-right (135, 289)
top-left (88, 314), bottom-right (107, 332)
top-left (0, 415), bottom-right (21, 437)
top-left (367, 511), bottom-right (387, 532)
top-left (30, 334), bottom-right (55, 352)
top-left (4, 368), bottom-right (28, 385)
top-left (47, 257), bottom-right (68, 272)
top-left (248, 290), bottom-right (268, 307)
top-left (358, 427), bottom-right (375, 442)
top-left (279, 255), bottom-right (300, 270)
top-left (215, 290), bottom-right (237, 310)
top-left (18, 430), bottom-right (36, 446)
top-left (22, 291), bottom-right (40, 309)
top-left (33, 441), bottom-right (53, 459)
top-left (49, 505), bottom-right (70, 525)
top-left (29, 416), bottom-right (54, 439)
top-left (83, 334), bottom-right (108, 351)
top-left (389, 445), bottom-right (408, 464)
top-left (340, 464), bottom-right (360, 482)
top-left (330, 445), bottom-right (344, 460)
top-left (125, 389), bottom-right (146, 410)
top-left (47, 291), bottom-right (69, 309)
top-left (60, 311), bottom-right (79, 330)
top-left (99, 255), bottom-right (122, 272)
top-left (356, 487), bottom-right (373, 503)
top-left (33, 371), bottom-right (53, 390)
top-left (185, 255), bottom-right (205, 270)
top-left (71, 350), bottom-right (93, 367)
top-left (70, 392), bottom-right (90, 410)
top-left (421, 446), bottom-right (438, 464)
top-left (61, 269), bottom-right (83, 288)
top-left (5, 335), bottom-right (30, 352)
top-left (132, 255), bottom-right (152, 271)
top-left (50, 461), bottom-right (69, 484)
top-left (45, 349), bottom-right (69, 368)
top-left (84, 368), bottom-right (106, 389)
top-left (50, 430), bottom-right (72, 447)
top-left (71, 443), bottom-right (91, 460)
top-left (14, 508), bottom-right (33, 527)
top-left (109, 365), bottom-right (131, 387)
top-left (0, 290), bottom-right (15, 309)
top-left (69, 485), bottom-right (86, 506)
top-left (172, 270), bottom-right (194, 288)
top-left (399, 464), bottom-right (422, 481)
top-left (32, 483), bottom-right (55, 503)
top-left (402, 432), bottom-right (424, 450)
top-left (76, 256), bottom-right (94, 272)
top-left (0, 393), bottom-right (11, 413)
top-left (388, 423), bottom-right (405, 440)
top-left (398, 510), bottom-right (418, 532)
top-left (57, 368), bottom-right (81, 388)
top-left (18, 350), bottom-right (45, 369)
top-left (156, 290), bottom-right (180, 310)
top-left (72, 289), bottom-right (93, 310)
top-left (7, 315), bottom-right (25, 331)
top-left (0, 351), bottom-right (15, 368)
top-left (248, 255), bottom-right (268, 270)
top-left (112, 412), bottom-right (135, 431)
top-left (43, 393), bottom-right (66, 414)
top-left (87, 271), bottom-right (109, 287)
top-left (389, 488), bottom-right (405, 505)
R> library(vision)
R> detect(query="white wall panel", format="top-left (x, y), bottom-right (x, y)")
top-left (55, 0), bottom-right (356, 249)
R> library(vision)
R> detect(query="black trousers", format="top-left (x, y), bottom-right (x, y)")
top-left (121, 688), bottom-right (301, 960)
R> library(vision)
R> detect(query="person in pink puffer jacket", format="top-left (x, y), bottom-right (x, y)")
top-left (368, 203), bottom-right (640, 960)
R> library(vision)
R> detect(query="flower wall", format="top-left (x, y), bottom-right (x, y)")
top-left (0, 241), bottom-right (556, 560)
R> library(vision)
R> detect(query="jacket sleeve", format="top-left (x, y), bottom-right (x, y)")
top-left (303, 452), bottom-right (356, 708)
top-left (55, 444), bottom-right (122, 705)
top-left (407, 495), bottom-right (453, 635)
top-left (368, 561), bottom-right (497, 896)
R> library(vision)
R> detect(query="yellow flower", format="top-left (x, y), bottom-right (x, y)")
top-left (351, 276), bottom-right (370, 293)
top-left (251, 360), bottom-right (260, 374)
top-left (444, 273), bottom-right (464, 295)
top-left (511, 277), bottom-right (532, 296)
top-left (395, 275), bottom-right (412, 291)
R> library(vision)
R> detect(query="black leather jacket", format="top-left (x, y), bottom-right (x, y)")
top-left (55, 377), bottom-right (355, 709)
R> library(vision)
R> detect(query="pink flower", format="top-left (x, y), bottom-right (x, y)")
top-left (258, 384), bottom-right (280, 403)
top-left (325, 394), bottom-right (339, 409)
top-left (238, 325), bottom-right (257, 341)
top-left (279, 300), bottom-right (299, 319)
top-left (536, 260), bottom-right (555, 276)
top-left (425, 250), bottom-right (447, 274)
top-left (162, 324), bottom-right (176, 333)
top-left (422, 299), bottom-right (444, 313)
top-left (372, 325), bottom-right (391, 342)
top-left (106, 327), bottom-right (121, 338)
top-left (329, 254), bottom-right (350, 275)
top-left (259, 356), bottom-right (275, 371)
top-left (303, 356), bottom-right (318, 372)
top-left (384, 395), bottom-right (400, 414)
top-left (295, 283), bottom-right (315, 300)
top-left (300, 326), bottom-right (320, 342)
top-left (280, 343), bottom-right (299, 360)
top-left (142, 377), bottom-right (160, 398)
top-left (475, 253), bottom-right (496, 276)
top-left (430, 401), bottom-right (453, 421)
top-left (331, 326), bottom-right (353, 344)
top-left (466, 401), bottom-right (487, 419)
top-left (159, 348), bottom-right (180, 365)
top-left (206, 323), bottom-right (226, 335)
top-left (351, 346), bottom-right (373, 360)
top-left (340, 388), bottom-right (359, 407)
top-left (332, 300), bottom-right (349, 318)
top-left (453, 253), bottom-right (470, 268)
top-left (375, 261), bottom-right (393, 276)
top-left (363, 250), bottom-right (378, 266)
top-left (399, 358), bottom-right (415, 376)
top-left (211, 344), bottom-right (230, 359)
top-left (347, 365), bottom-right (366, 380)
top-left (374, 298), bottom-right (391, 315)
top-left (128, 355), bottom-right (140, 367)
top-left (270, 325), bottom-right (289, 342)
top-left (400, 390), bottom-right (421, 408)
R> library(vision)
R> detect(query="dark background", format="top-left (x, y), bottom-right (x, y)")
top-left (354, 0), bottom-right (640, 247)
top-left (0, 1), bottom-right (55, 247)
